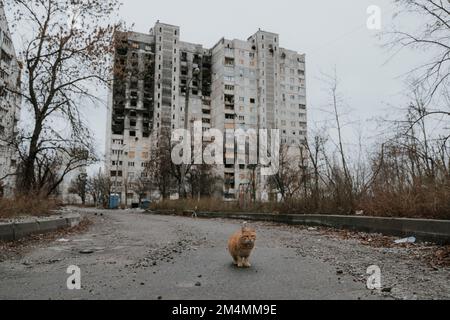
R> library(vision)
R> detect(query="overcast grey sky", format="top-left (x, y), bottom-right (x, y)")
top-left (15, 0), bottom-right (427, 171)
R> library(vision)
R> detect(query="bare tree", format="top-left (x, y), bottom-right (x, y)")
top-left (386, 0), bottom-right (450, 100)
top-left (19, 145), bottom-right (95, 197)
top-left (68, 172), bottom-right (88, 205)
top-left (302, 130), bottom-right (329, 210)
top-left (87, 170), bottom-right (112, 208)
top-left (186, 165), bottom-right (221, 199)
top-left (268, 144), bottom-right (301, 201)
top-left (145, 134), bottom-right (174, 200)
top-left (320, 70), bottom-right (354, 209)
top-left (4, 0), bottom-right (120, 194)
top-left (0, 181), bottom-right (4, 198)
top-left (132, 174), bottom-right (152, 205)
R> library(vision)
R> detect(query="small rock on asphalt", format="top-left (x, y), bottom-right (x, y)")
top-left (79, 249), bottom-right (94, 254)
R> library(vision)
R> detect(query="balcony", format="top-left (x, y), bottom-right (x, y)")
top-left (224, 165), bottom-right (235, 173)
top-left (224, 57), bottom-right (235, 67)
top-left (224, 94), bottom-right (234, 105)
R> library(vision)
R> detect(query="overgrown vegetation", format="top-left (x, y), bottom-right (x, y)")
top-left (0, 196), bottom-right (60, 220)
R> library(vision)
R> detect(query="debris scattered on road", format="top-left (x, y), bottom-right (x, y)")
top-left (79, 249), bottom-right (94, 254)
top-left (195, 282), bottom-right (202, 287)
top-left (394, 237), bottom-right (416, 245)
top-left (46, 259), bottom-right (62, 264)
top-left (428, 247), bottom-right (450, 267)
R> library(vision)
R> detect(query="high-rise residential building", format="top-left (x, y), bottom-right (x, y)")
top-left (106, 22), bottom-right (306, 205)
top-left (0, 2), bottom-right (21, 197)
top-left (211, 31), bottom-right (307, 201)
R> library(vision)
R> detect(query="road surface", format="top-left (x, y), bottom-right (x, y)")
top-left (0, 209), bottom-right (449, 300)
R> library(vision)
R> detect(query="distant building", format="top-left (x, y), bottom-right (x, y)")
top-left (106, 21), bottom-right (307, 204)
top-left (0, 2), bottom-right (21, 197)
top-left (211, 32), bottom-right (307, 200)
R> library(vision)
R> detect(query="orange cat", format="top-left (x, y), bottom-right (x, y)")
top-left (228, 223), bottom-right (257, 268)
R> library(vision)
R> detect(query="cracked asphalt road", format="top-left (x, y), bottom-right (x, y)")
top-left (0, 209), bottom-right (449, 300)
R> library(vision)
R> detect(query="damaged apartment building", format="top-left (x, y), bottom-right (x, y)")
top-left (0, 3), bottom-right (20, 198)
top-left (106, 21), bottom-right (307, 205)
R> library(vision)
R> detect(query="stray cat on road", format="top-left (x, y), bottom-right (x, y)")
top-left (228, 222), bottom-right (257, 268)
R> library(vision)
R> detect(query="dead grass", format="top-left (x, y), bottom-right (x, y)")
top-left (151, 194), bottom-right (450, 220)
top-left (151, 198), bottom-right (288, 215)
top-left (358, 184), bottom-right (450, 220)
top-left (0, 196), bottom-right (61, 220)
top-left (151, 198), bottom-right (344, 216)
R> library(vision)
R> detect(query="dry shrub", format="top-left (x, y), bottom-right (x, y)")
top-left (151, 197), bottom-right (342, 216)
top-left (358, 183), bottom-right (450, 220)
top-left (151, 188), bottom-right (450, 220)
top-left (0, 196), bottom-right (61, 220)
top-left (152, 198), bottom-right (284, 214)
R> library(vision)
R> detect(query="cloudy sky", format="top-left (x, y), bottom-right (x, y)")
top-left (12, 0), bottom-right (427, 171)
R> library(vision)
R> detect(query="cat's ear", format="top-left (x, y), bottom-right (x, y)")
top-left (242, 221), bottom-right (248, 231)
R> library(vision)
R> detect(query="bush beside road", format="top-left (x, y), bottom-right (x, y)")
top-left (0, 197), bottom-right (60, 221)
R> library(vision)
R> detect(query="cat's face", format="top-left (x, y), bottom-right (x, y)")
top-left (240, 228), bottom-right (257, 247)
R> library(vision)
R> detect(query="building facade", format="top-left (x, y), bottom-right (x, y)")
top-left (0, 2), bottom-right (20, 197)
top-left (106, 22), bottom-right (307, 204)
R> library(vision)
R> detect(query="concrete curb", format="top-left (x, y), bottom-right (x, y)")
top-left (0, 214), bottom-right (82, 242)
top-left (151, 210), bottom-right (450, 245)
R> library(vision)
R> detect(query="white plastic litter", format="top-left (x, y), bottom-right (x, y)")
top-left (394, 237), bottom-right (416, 244)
